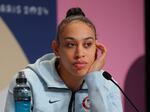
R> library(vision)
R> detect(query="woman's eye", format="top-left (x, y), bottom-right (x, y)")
top-left (66, 42), bottom-right (76, 48)
top-left (84, 42), bottom-right (93, 48)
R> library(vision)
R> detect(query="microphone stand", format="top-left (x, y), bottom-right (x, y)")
top-left (110, 78), bottom-right (140, 112)
top-left (103, 71), bottom-right (141, 112)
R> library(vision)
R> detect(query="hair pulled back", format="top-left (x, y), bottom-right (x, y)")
top-left (56, 7), bottom-right (97, 43)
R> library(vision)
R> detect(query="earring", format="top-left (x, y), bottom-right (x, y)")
top-left (56, 55), bottom-right (60, 59)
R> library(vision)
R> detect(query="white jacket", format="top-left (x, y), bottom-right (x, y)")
top-left (5, 53), bottom-right (123, 112)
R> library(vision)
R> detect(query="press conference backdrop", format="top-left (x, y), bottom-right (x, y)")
top-left (0, 0), bottom-right (145, 112)
top-left (0, 0), bottom-right (57, 111)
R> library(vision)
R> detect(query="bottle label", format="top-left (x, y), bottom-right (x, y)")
top-left (14, 87), bottom-right (31, 101)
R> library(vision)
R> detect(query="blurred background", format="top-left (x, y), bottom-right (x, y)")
top-left (0, 0), bottom-right (145, 112)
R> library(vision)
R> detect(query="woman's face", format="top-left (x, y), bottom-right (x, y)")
top-left (57, 21), bottom-right (97, 77)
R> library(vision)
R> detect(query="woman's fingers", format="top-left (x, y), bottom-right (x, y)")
top-left (96, 41), bottom-right (107, 54)
top-left (96, 42), bottom-right (107, 66)
top-left (88, 41), bottom-right (107, 73)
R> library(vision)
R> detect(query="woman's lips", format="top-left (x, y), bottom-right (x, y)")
top-left (73, 61), bottom-right (87, 69)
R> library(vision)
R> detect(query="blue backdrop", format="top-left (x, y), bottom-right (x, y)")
top-left (0, 0), bottom-right (57, 63)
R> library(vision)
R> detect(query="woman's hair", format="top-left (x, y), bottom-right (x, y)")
top-left (56, 7), bottom-right (97, 43)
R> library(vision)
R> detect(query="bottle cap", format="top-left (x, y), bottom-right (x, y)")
top-left (16, 71), bottom-right (27, 84)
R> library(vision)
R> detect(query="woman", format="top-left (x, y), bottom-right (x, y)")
top-left (5, 7), bottom-right (123, 112)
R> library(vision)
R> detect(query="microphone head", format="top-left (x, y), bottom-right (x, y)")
top-left (102, 71), bottom-right (112, 80)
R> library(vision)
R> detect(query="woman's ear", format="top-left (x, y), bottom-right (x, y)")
top-left (51, 40), bottom-right (59, 56)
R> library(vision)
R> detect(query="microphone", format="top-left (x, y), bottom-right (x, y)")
top-left (102, 71), bottom-right (141, 112)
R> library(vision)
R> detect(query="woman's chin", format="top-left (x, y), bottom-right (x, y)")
top-left (73, 69), bottom-right (88, 78)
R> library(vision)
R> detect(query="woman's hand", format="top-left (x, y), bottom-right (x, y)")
top-left (88, 41), bottom-right (107, 73)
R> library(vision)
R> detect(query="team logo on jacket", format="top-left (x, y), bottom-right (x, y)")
top-left (82, 96), bottom-right (90, 111)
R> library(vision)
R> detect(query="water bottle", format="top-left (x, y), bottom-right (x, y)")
top-left (13, 71), bottom-right (31, 112)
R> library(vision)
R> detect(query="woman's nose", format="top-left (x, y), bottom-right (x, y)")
top-left (74, 45), bottom-right (85, 59)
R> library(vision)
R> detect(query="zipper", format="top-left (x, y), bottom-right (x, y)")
top-left (68, 91), bottom-right (75, 112)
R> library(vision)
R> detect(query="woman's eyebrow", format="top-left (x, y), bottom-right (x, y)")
top-left (63, 37), bottom-right (95, 41)
top-left (63, 37), bottom-right (75, 40)
top-left (83, 37), bottom-right (95, 41)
